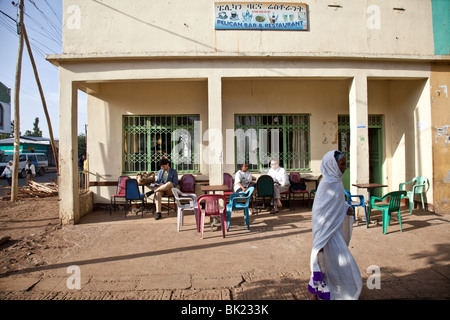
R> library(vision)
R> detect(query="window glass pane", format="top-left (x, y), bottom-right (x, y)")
top-left (235, 114), bottom-right (310, 172)
top-left (123, 115), bottom-right (200, 173)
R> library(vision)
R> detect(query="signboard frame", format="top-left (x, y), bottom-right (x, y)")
top-left (214, 2), bottom-right (308, 31)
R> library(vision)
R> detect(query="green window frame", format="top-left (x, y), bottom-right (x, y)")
top-left (123, 115), bottom-right (200, 173)
top-left (338, 114), bottom-right (383, 161)
top-left (234, 114), bottom-right (310, 172)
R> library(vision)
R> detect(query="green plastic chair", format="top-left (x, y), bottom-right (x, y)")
top-left (253, 175), bottom-right (274, 214)
top-left (399, 177), bottom-right (429, 214)
top-left (368, 191), bottom-right (407, 234)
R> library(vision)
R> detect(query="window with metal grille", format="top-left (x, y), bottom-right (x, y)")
top-left (234, 114), bottom-right (310, 172)
top-left (123, 115), bottom-right (200, 173)
top-left (338, 114), bottom-right (383, 161)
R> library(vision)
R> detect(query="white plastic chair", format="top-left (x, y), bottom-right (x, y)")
top-left (172, 188), bottom-right (199, 232)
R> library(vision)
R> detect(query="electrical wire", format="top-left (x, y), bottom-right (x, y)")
top-left (1, 1), bottom-right (61, 68)
top-left (5, 1), bottom-right (62, 55)
top-left (44, 0), bottom-right (62, 25)
top-left (27, 0), bottom-right (61, 40)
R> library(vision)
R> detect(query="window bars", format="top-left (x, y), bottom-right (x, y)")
top-left (123, 115), bottom-right (200, 173)
top-left (234, 114), bottom-right (310, 172)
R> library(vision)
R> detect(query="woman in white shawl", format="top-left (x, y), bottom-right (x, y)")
top-left (308, 150), bottom-right (362, 300)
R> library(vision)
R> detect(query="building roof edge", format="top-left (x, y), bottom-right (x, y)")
top-left (46, 52), bottom-right (450, 66)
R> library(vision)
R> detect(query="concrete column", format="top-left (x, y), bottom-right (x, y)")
top-left (59, 72), bottom-right (79, 224)
top-left (206, 76), bottom-right (223, 185)
top-left (349, 74), bottom-right (370, 213)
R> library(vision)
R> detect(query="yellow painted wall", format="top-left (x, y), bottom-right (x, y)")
top-left (222, 79), bottom-right (351, 175)
top-left (83, 77), bottom-right (433, 204)
top-left (63, 0), bottom-right (434, 58)
top-left (431, 63), bottom-right (450, 214)
top-left (368, 79), bottom-right (433, 200)
top-left (86, 80), bottom-right (208, 202)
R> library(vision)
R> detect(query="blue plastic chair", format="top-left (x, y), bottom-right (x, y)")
top-left (125, 178), bottom-right (146, 217)
top-left (344, 190), bottom-right (368, 226)
top-left (226, 187), bottom-right (255, 231)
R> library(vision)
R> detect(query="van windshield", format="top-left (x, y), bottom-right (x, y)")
top-left (0, 154), bottom-right (14, 162)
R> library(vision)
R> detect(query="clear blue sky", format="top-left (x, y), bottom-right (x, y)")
top-left (0, 0), bottom-right (86, 139)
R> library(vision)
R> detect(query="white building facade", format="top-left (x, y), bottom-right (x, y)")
top-left (48, 0), bottom-right (449, 224)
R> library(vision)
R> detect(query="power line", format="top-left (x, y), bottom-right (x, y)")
top-left (0, 9), bottom-right (16, 22)
top-left (2, 3), bottom-right (61, 73)
top-left (26, 22), bottom-right (62, 47)
top-left (0, 13), bottom-right (56, 59)
top-left (0, 13), bottom-right (19, 42)
top-left (6, 1), bottom-right (62, 57)
top-left (27, 0), bottom-right (62, 40)
top-left (27, 34), bottom-right (56, 55)
top-left (44, 0), bottom-right (62, 26)
top-left (0, 15), bottom-right (17, 35)
top-left (23, 11), bottom-right (61, 45)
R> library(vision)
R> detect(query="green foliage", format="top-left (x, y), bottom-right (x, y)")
top-left (24, 117), bottom-right (42, 137)
top-left (78, 133), bottom-right (86, 157)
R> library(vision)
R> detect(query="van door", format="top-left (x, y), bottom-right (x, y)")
top-left (36, 154), bottom-right (48, 175)
top-left (19, 154), bottom-right (27, 178)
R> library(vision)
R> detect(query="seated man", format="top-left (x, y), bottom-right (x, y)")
top-left (234, 163), bottom-right (256, 193)
top-left (145, 159), bottom-right (178, 220)
top-left (267, 159), bottom-right (290, 214)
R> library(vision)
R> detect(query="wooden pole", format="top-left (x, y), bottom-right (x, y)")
top-left (11, 0), bottom-right (24, 202)
top-left (22, 25), bottom-right (59, 174)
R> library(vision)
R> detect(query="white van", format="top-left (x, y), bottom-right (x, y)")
top-left (0, 153), bottom-right (49, 178)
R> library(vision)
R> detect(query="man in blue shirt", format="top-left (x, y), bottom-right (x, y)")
top-left (145, 159), bottom-right (178, 220)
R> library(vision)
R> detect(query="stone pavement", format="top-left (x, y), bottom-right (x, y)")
top-left (0, 204), bottom-right (449, 302)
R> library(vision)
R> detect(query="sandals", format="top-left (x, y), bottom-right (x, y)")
top-left (269, 209), bottom-right (279, 214)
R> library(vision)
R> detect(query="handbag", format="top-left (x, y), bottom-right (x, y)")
top-left (136, 172), bottom-right (155, 184)
top-left (289, 178), bottom-right (306, 191)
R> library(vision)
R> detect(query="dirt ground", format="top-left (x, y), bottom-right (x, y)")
top-left (0, 196), bottom-right (449, 303)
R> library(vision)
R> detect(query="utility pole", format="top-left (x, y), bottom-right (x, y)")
top-left (22, 25), bottom-right (59, 174)
top-left (11, 0), bottom-right (24, 202)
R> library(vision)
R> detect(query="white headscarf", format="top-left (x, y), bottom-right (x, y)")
top-left (312, 150), bottom-right (348, 249)
top-left (320, 150), bottom-right (343, 183)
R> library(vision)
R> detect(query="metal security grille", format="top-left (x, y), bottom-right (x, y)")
top-left (368, 114), bottom-right (383, 128)
top-left (234, 114), bottom-right (310, 172)
top-left (338, 114), bottom-right (383, 160)
top-left (123, 115), bottom-right (200, 173)
top-left (338, 115), bottom-right (350, 160)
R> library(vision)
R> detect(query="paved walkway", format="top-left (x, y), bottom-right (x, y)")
top-left (0, 204), bottom-right (449, 302)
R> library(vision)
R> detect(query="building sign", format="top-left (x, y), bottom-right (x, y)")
top-left (214, 2), bottom-right (308, 30)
